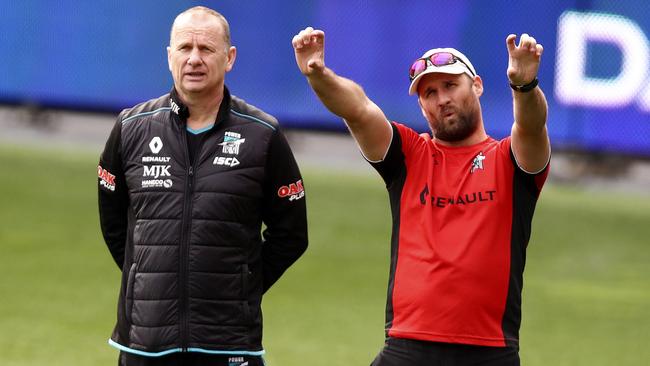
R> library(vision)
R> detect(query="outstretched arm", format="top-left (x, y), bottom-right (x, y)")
top-left (507, 33), bottom-right (550, 173)
top-left (292, 27), bottom-right (392, 161)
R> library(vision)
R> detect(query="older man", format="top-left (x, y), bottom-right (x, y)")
top-left (98, 7), bottom-right (308, 366)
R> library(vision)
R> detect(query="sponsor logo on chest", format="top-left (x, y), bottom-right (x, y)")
top-left (470, 151), bottom-right (486, 173)
top-left (141, 136), bottom-right (173, 188)
top-left (143, 165), bottom-right (171, 178)
top-left (418, 151), bottom-right (497, 208)
top-left (218, 131), bottom-right (246, 155)
top-left (213, 131), bottom-right (245, 168)
top-left (213, 156), bottom-right (240, 167)
top-left (419, 184), bottom-right (497, 208)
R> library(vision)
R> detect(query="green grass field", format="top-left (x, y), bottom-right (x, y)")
top-left (1, 145), bottom-right (649, 366)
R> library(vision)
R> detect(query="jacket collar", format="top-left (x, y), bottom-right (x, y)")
top-left (169, 86), bottom-right (231, 127)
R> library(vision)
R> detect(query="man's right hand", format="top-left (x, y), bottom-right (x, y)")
top-left (292, 27), bottom-right (326, 76)
top-left (290, 27), bottom-right (392, 162)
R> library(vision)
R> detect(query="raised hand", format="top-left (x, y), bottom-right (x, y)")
top-left (292, 27), bottom-right (326, 76)
top-left (506, 34), bottom-right (543, 85)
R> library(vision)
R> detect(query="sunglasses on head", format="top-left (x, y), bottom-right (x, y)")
top-left (409, 52), bottom-right (475, 81)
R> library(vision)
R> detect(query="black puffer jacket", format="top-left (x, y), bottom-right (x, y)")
top-left (98, 87), bottom-right (307, 356)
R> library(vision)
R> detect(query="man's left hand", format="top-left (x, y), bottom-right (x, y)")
top-left (506, 33), bottom-right (543, 85)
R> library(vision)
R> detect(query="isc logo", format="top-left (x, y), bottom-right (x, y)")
top-left (213, 156), bottom-right (240, 167)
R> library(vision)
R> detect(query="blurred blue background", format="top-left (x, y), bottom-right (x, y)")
top-left (1, 0), bottom-right (649, 155)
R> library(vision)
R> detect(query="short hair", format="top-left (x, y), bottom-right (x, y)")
top-left (170, 6), bottom-right (231, 47)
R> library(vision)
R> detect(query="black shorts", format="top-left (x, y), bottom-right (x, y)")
top-left (370, 337), bottom-right (520, 366)
top-left (118, 351), bottom-right (265, 366)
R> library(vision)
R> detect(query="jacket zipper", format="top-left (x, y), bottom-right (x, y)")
top-left (179, 133), bottom-right (196, 352)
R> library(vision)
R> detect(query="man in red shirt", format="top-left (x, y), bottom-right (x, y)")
top-left (292, 27), bottom-right (550, 366)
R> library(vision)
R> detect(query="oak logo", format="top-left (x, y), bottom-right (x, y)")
top-left (97, 165), bottom-right (116, 191)
top-left (278, 179), bottom-right (305, 201)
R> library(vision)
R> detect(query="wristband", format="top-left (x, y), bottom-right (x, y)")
top-left (510, 77), bottom-right (538, 93)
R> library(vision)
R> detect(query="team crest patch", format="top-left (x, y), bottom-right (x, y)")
top-left (219, 131), bottom-right (246, 155)
top-left (470, 152), bottom-right (486, 173)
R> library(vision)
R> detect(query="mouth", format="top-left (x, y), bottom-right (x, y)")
top-left (184, 71), bottom-right (206, 80)
top-left (441, 109), bottom-right (455, 119)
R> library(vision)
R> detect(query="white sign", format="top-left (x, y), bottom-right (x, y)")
top-left (555, 11), bottom-right (650, 112)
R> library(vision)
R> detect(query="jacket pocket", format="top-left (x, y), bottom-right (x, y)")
top-left (125, 263), bottom-right (137, 324)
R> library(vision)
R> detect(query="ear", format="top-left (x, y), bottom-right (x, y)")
top-left (225, 46), bottom-right (237, 72)
top-left (167, 46), bottom-right (172, 72)
top-left (472, 75), bottom-right (484, 97)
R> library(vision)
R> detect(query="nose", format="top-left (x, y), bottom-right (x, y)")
top-left (187, 48), bottom-right (202, 66)
top-left (437, 90), bottom-right (451, 107)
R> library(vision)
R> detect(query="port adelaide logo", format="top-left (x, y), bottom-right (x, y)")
top-left (219, 131), bottom-right (246, 155)
top-left (142, 136), bottom-right (173, 188)
top-left (214, 131), bottom-right (245, 167)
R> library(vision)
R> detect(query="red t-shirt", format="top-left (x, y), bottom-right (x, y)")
top-left (370, 122), bottom-right (549, 347)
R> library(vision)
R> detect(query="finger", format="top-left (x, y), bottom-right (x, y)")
top-left (302, 30), bottom-right (325, 48)
top-left (293, 28), bottom-right (310, 49)
top-left (506, 34), bottom-right (517, 52)
top-left (292, 34), bottom-right (301, 49)
top-left (528, 36), bottom-right (537, 52)
top-left (536, 43), bottom-right (544, 57)
top-left (310, 30), bottom-right (325, 45)
top-left (295, 27), bottom-right (311, 45)
top-left (519, 33), bottom-right (530, 49)
top-left (302, 27), bottom-right (315, 45)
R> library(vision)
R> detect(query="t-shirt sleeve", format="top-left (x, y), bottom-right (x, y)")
top-left (369, 122), bottom-right (420, 185)
top-left (502, 136), bottom-right (550, 197)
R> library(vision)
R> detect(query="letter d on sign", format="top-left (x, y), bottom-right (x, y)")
top-left (555, 11), bottom-right (649, 108)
